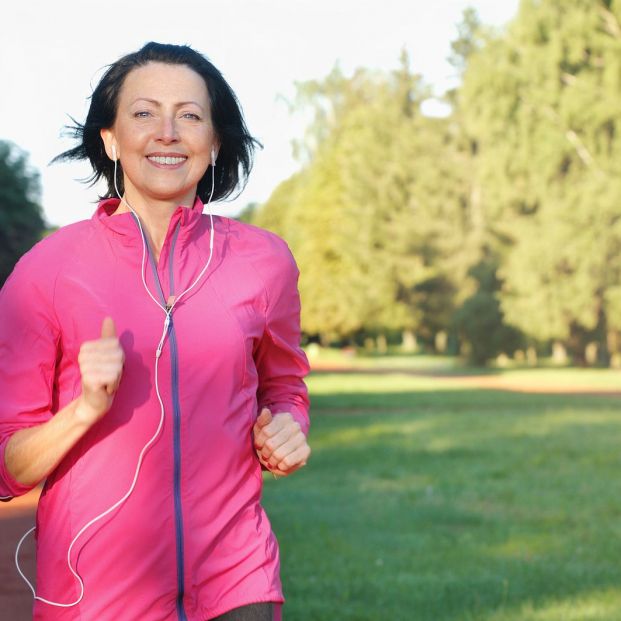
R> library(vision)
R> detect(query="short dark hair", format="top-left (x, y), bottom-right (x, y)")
top-left (54, 42), bottom-right (261, 202)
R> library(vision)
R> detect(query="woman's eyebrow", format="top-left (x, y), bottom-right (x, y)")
top-left (130, 97), bottom-right (205, 109)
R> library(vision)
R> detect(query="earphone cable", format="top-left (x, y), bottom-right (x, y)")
top-left (13, 154), bottom-right (217, 607)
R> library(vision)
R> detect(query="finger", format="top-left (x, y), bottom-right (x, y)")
top-left (256, 412), bottom-right (293, 443)
top-left (101, 316), bottom-right (117, 339)
top-left (275, 444), bottom-right (311, 474)
top-left (256, 407), bottom-right (272, 428)
top-left (82, 369), bottom-right (119, 390)
top-left (79, 355), bottom-right (124, 377)
top-left (106, 369), bottom-right (123, 395)
top-left (260, 424), bottom-right (302, 461)
top-left (266, 433), bottom-right (308, 468)
top-left (253, 408), bottom-right (273, 449)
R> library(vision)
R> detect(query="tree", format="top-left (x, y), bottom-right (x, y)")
top-left (235, 201), bottom-right (259, 224)
top-left (452, 257), bottom-right (524, 365)
top-left (256, 53), bottom-right (474, 346)
top-left (455, 0), bottom-right (621, 364)
top-left (0, 141), bottom-right (46, 286)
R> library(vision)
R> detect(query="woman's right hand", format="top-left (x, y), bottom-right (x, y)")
top-left (3, 317), bottom-right (125, 487)
top-left (76, 317), bottom-right (125, 426)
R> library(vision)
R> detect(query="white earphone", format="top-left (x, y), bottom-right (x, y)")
top-left (112, 144), bottom-right (118, 161)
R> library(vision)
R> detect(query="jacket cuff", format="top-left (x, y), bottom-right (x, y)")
top-left (270, 403), bottom-right (310, 436)
top-left (0, 437), bottom-right (35, 501)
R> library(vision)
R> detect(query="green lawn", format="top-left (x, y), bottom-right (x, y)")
top-left (262, 368), bottom-right (621, 620)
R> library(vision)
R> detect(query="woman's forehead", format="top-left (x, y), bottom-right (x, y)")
top-left (119, 62), bottom-right (209, 105)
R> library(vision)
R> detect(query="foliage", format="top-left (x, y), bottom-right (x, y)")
top-left (458, 0), bottom-right (621, 363)
top-left (0, 141), bottom-right (45, 286)
top-left (235, 201), bottom-right (259, 224)
top-left (452, 259), bottom-right (524, 365)
top-left (255, 54), bottom-right (470, 345)
top-left (253, 0), bottom-right (621, 366)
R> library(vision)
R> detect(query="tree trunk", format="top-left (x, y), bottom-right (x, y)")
top-left (376, 334), bottom-right (388, 354)
top-left (401, 329), bottom-right (417, 352)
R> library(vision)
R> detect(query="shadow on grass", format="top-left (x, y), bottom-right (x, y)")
top-left (263, 388), bottom-right (621, 621)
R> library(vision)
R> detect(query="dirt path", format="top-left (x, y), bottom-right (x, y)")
top-left (0, 488), bottom-right (39, 620)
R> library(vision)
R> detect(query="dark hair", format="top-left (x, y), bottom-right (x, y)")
top-left (54, 42), bottom-right (261, 202)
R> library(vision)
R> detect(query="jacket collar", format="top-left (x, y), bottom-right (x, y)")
top-left (93, 196), bottom-right (206, 244)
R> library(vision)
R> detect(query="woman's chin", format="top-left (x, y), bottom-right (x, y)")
top-left (129, 185), bottom-right (198, 207)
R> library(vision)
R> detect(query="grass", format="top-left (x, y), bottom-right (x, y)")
top-left (261, 366), bottom-right (621, 620)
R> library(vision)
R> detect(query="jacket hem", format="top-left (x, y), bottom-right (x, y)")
top-left (200, 594), bottom-right (285, 621)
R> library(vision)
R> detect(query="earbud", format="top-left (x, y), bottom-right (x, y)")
top-left (111, 144), bottom-right (117, 161)
top-left (211, 148), bottom-right (217, 167)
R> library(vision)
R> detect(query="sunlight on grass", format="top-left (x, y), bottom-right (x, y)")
top-left (263, 365), bottom-right (621, 620)
top-left (499, 369), bottom-right (621, 390)
top-left (305, 347), bottom-right (462, 371)
top-left (484, 588), bottom-right (621, 621)
top-left (314, 418), bottom-right (432, 448)
top-left (487, 533), bottom-right (560, 561)
top-left (307, 373), bottom-right (443, 394)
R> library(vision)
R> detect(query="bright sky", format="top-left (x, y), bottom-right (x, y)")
top-left (1, 0), bottom-right (519, 227)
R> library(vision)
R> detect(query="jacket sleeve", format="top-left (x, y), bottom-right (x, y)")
top-left (253, 239), bottom-right (310, 436)
top-left (0, 253), bottom-right (60, 501)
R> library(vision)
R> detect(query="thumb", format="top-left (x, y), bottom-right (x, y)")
top-left (256, 407), bottom-right (272, 428)
top-left (101, 316), bottom-right (116, 339)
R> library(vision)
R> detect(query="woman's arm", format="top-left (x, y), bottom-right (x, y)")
top-left (5, 397), bottom-right (99, 487)
top-left (4, 317), bottom-right (124, 488)
top-left (252, 236), bottom-right (311, 476)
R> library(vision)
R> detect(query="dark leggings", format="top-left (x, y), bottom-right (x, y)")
top-left (210, 603), bottom-right (277, 621)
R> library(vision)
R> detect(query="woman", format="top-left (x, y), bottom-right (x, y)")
top-left (0, 42), bottom-right (310, 621)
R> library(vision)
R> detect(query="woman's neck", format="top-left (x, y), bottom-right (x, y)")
top-left (113, 190), bottom-right (195, 260)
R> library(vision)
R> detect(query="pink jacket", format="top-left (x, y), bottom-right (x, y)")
top-left (0, 198), bottom-right (310, 620)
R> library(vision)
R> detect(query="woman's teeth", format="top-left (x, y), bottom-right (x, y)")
top-left (148, 156), bottom-right (187, 165)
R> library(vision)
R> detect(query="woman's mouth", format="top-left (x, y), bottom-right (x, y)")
top-left (147, 155), bottom-right (187, 167)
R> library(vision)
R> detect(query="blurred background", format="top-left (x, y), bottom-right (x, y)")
top-left (2, 0), bottom-right (620, 367)
top-left (3, 2), bottom-right (621, 620)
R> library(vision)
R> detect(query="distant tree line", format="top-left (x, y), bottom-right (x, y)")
top-left (248, 0), bottom-right (621, 366)
top-left (0, 141), bottom-right (46, 287)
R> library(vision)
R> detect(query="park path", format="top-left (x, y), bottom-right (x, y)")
top-left (1, 367), bottom-right (618, 619)
top-left (310, 362), bottom-right (621, 397)
top-left (0, 487), bottom-right (39, 621)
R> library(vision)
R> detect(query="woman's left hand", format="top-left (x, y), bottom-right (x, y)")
top-left (253, 407), bottom-right (311, 477)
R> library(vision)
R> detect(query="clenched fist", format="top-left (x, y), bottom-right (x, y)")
top-left (76, 317), bottom-right (125, 425)
top-left (253, 407), bottom-right (311, 477)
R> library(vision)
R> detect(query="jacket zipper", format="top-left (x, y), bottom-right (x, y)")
top-left (147, 223), bottom-right (188, 621)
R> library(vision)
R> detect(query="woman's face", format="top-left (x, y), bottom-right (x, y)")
top-left (101, 62), bottom-right (218, 207)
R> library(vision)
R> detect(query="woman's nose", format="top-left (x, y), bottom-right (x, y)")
top-left (157, 116), bottom-right (179, 143)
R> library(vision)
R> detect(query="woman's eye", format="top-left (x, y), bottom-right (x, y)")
top-left (134, 111), bottom-right (151, 118)
top-left (182, 112), bottom-right (201, 120)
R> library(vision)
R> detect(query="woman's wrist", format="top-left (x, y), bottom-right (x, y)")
top-left (73, 395), bottom-right (104, 427)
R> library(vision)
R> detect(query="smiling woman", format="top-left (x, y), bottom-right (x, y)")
top-left (99, 63), bottom-right (218, 242)
top-left (55, 43), bottom-right (257, 204)
top-left (0, 42), bottom-right (310, 621)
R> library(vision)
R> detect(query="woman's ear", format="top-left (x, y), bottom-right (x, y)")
top-left (100, 129), bottom-right (117, 161)
top-left (212, 138), bottom-right (221, 166)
